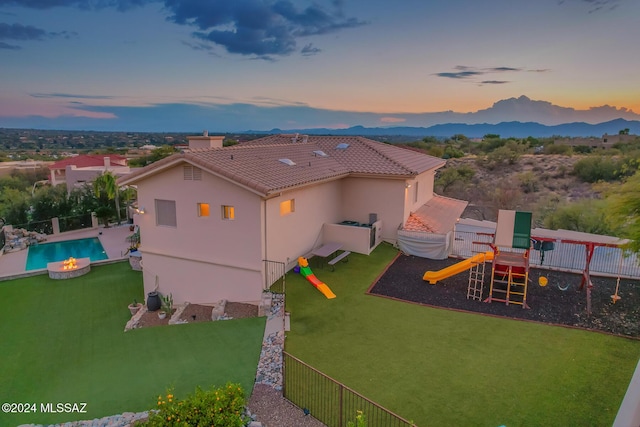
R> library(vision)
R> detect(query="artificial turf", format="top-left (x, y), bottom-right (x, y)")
top-left (285, 243), bottom-right (640, 427)
top-left (0, 262), bottom-right (265, 426)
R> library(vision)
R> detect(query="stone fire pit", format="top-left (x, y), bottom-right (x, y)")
top-left (47, 257), bottom-right (91, 279)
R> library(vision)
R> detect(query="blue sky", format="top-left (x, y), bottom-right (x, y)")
top-left (1, 0), bottom-right (639, 132)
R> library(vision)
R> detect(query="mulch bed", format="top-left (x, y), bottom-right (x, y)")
top-left (369, 254), bottom-right (640, 338)
top-left (136, 303), bottom-right (258, 328)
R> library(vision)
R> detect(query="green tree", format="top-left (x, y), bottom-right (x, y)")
top-left (93, 171), bottom-right (121, 225)
top-left (128, 144), bottom-right (177, 167)
top-left (435, 166), bottom-right (475, 193)
top-left (606, 171), bottom-right (640, 253)
top-left (31, 185), bottom-right (73, 223)
top-left (0, 188), bottom-right (30, 226)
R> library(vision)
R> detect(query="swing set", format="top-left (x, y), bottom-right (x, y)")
top-left (532, 236), bottom-right (628, 314)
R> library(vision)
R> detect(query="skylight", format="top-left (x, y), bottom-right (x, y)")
top-left (336, 143), bottom-right (350, 150)
top-left (313, 150), bottom-right (328, 157)
top-left (279, 158), bottom-right (296, 166)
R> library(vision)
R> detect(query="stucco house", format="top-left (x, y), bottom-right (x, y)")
top-left (118, 134), bottom-right (467, 305)
top-left (49, 154), bottom-right (130, 193)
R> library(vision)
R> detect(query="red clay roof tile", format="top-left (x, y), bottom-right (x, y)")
top-left (119, 135), bottom-right (444, 196)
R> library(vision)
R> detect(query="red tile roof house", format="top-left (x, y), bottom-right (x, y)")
top-left (118, 134), bottom-right (468, 306)
top-left (49, 154), bottom-right (130, 193)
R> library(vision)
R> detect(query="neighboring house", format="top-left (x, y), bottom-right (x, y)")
top-left (118, 134), bottom-right (467, 305)
top-left (554, 133), bottom-right (637, 149)
top-left (49, 154), bottom-right (130, 193)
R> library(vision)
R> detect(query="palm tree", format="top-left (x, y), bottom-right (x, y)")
top-left (93, 171), bottom-right (121, 225)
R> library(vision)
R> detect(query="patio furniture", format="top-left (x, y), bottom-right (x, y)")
top-left (311, 242), bottom-right (343, 268)
top-left (312, 242), bottom-right (343, 258)
top-left (328, 251), bottom-right (351, 271)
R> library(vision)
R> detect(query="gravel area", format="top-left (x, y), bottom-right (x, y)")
top-left (248, 384), bottom-right (326, 427)
top-left (370, 254), bottom-right (640, 337)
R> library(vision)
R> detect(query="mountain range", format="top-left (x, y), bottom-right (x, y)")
top-left (2, 95), bottom-right (639, 135)
top-left (257, 118), bottom-right (640, 139)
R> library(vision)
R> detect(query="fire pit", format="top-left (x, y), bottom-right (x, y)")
top-left (47, 257), bottom-right (91, 279)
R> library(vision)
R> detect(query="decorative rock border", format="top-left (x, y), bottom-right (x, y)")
top-left (16, 410), bottom-right (150, 427)
top-left (255, 293), bottom-right (285, 391)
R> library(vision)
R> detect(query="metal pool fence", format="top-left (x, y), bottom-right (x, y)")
top-left (283, 352), bottom-right (416, 427)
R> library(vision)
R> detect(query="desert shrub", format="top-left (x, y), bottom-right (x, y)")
top-left (435, 165), bottom-right (475, 193)
top-left (490, 179), bottom-right (523, 211)
top-left (553, 164), bottom-right (568, 178)
top-left (544, 144), bottom-right (573, 155)
top-left (543, 199), bottom-right (613, 235)
top-left (572, 156), bottom-right (622, 182)
top-left (347, 410), bottom-right (366, 427)
top-left (443, 144), bottom-right (465, 159)
top-left (518, 171), bottom-right (540, 193)
top-left (144, 383), bottom-right (247, 427)
top-left (573, 145), bottom-right (592, 154)
top-left (479, 145), bottom-right (521, 169)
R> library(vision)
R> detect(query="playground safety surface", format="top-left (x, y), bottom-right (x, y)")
top-left (369, 254), bottom-right (640, 338)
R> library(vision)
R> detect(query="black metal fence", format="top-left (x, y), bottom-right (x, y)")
top-left (264, 260), bottom-right (286, 294)
top-left (59, 213), bottom-right (93, 233)
top-left (12, 219), bottom-right (53, 235)
top-left (283, 352), bottom-right (416, 427)
top-left (0, 226), bottom-right (5, 250)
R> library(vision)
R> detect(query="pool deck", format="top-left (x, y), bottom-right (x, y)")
top-left (0, 225), bottom-right (133, 280)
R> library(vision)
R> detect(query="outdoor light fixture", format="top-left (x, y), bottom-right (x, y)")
top-left (137, 206), bottom-right (146, 214)
top-left (405, 183), bottom-right (412, 188)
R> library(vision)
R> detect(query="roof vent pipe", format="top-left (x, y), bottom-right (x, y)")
top-left (203, 130), bottom-right (208, 136)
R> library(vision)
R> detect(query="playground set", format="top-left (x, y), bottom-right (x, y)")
top-left (423, 210), bottom-right (627, 314)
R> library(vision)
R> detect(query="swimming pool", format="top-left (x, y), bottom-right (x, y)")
top-left (26, 237), bottom-right (108, 271)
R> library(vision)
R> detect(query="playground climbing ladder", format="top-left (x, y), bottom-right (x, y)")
top-left (467, 254), bottom-right (487, 301)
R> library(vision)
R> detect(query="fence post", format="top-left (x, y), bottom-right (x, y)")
top-left (339, 385), bottom-right (344, 427)
top-left (91, 212), bottom-right (98, 228)
top-left (51, 217), bottom-right (60, 235)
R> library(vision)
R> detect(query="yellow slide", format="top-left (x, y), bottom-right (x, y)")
top-left (423, 251), bottom-right (494, 285)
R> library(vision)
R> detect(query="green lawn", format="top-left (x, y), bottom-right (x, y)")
top-left (285, 243), bottom-right (640, 427)
top-left (0, 262), bottom-right (265, 426)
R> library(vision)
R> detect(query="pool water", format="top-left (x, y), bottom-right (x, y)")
top-left (26, 237), bottom-right (108, 271)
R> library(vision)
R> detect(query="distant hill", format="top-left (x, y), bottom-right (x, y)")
top-left (252, 118), bottom-right (640, 139)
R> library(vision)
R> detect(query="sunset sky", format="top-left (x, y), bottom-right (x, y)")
top-left (1, 0), bottom-right (639, 131)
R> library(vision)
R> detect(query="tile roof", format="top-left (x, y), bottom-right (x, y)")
top-left (119, 135), bottom-right (445, 196)
top-left (403, 195), bottom-right (469, 234)
top-left (49, 154), bottom-right (128, 170)
top-left (243, 135), bottom-right (445, 175)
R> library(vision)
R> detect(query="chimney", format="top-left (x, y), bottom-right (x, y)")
top-left (103, 157), bottom-right (111, 168)
top-left (187, 132), bottom-right (224, 150)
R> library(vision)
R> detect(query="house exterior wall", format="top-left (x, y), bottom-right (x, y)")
top-left (136, 163), bottom-right (264, 304)
top-left (64, 165), bottom-right (131, 193)
top-left (341, 177), bottom-right (406, 243)
top-left (50, 169), bottom-right (65, 187)
top-left (264, 180), bottom-right (342, 270)
top-left (407, 170), bottom-right (436, 212)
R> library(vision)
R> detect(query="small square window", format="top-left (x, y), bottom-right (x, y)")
top-left (280, 199), bottom-right (295, 216)
top-left (222, 205), bottom-right (235, 220)
top-left (198, 203), bottom-right (210, 217)
top-left (155, 199), bottom-right (177, 227)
